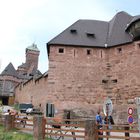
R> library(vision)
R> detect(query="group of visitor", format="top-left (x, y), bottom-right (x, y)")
top-left (96, 111), bottom-right (114, 140)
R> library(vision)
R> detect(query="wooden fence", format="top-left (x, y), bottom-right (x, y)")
top-left (45, 117), bottom-right (86, 140)
top-left (0, 113), bottom-right (140, 140)
top-left (95, 123), bottom-right (140, 140)
top-left (14, 114), bottom-right (33, 132)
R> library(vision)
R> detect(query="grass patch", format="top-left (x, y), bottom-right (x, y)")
top-left (0, 124), bottom-right (52, 140)
top-left (0, 124), bottom-right (33, 140)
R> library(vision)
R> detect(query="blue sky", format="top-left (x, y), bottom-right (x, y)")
top-left (0, 0), bottom-right (139, 73)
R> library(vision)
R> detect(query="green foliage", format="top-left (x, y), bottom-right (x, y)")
top-left (0, 125), bottom-right (33, 140)
top-left (0, 125), bottom-right (52, 140)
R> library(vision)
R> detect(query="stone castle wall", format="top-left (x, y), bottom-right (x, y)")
top-left (15, 41), bottom-right (140, 122)
top-left (15, 75), bottom-right (48, 112)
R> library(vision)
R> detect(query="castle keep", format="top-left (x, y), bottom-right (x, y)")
top-left (15, 12), bottom-right (140, 122)
top-left (0, 43), bottom-right (41, 105)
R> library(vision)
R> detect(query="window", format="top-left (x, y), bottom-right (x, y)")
top-left (46, 103), bottom-right (55, 117)
top-left (86, 33), bottom-right (95, 38)
top-left (112, 79), bottom-right (117, 83)
top-left (70, 29), bottom-right (77, 34)
top-left (117, 48), bottom-right (122, 53)
top-left (58, 48), bottom-right (64, 53)
top-left (87, 49), bottom-right (91, 55)
top-left (102, 79), bottom-right (108, 84)
top-left (135, 21), bottom-right (140, 29)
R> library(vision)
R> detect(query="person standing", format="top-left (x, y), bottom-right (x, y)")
top-left (104, 115), bottom-right (114, 136)
top-left (65, 111), bottom-right (70, 125)
top-left (96, 111), bottom-right (103, 140)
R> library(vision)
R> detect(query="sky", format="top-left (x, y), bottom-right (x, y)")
top-left (0, 0), bottom-right (140, 73)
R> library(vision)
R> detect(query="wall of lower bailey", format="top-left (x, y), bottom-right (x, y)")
top-left (106, 41), bottom-right (140, 104)
top-left (15, 41), bottom-right (140, 123)
top-left (47, 41), bottom-right (140, 122)
top-left (47, 45), bottom-right (108, 117)
top-left (15, 75), bottom-right (48, 113)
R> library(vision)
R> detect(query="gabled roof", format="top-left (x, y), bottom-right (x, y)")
top-left (48, 19), bottom-right (108, 47)
top-left (1, 62), bottom-right (18, 77)
top-left (47, 11), bottom-right (140, 48)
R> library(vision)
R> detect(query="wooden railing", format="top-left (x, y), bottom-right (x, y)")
top-left (95, 123), bottom-right (140, 140)
top-left (1, 113), bottom-right (140, 140)
top-left (45, 118), bottom-right (85, 140)
top-left (14, 114), bottom-right (33, 132)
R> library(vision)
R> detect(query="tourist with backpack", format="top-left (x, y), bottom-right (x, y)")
top-left (96, 111), bottom-right (103, 140)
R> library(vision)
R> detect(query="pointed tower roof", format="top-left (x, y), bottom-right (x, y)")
top-left (1, 62), bottom-right (18, 77)
top-left (26, 43), bottom-right (39, 52)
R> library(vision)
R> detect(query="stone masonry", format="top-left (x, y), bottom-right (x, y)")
top-left (16, 41), bottom-right (140, 123)
top-left (15, 12), bottom-right (140, 123)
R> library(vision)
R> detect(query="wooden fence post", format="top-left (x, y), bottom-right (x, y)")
top-left (3, 114), bottom-right (15, 131)
top-left (33, 115), bottom-right (46, 140)
top-left (85, 119), bottom-right (96, 140)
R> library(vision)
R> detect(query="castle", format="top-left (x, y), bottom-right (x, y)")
top-left (0, 43), bottom-right (41, 105)
top-left (5, 11), bottom-right (140, 122)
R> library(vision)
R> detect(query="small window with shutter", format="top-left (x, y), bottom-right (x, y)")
top-left (46, 103), bottom-right (55, 117)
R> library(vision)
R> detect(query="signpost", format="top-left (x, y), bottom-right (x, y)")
top-left (127, 107), bottom-right (134, 124)
top-left (128, 107), bottom-right (133, 115)
top-left (127, 115), bottom-right (133, 124)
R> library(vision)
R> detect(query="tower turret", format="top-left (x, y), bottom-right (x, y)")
top-left (26, 43), bottom-right (40, 72)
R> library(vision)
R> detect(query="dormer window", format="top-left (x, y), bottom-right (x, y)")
top-left (86, 32), bottom-right (95, 38)
top-left (70, 29), bottom-right (77, 34)
top-left (126, 19), bottom-right (140, 41)
top-left (135, 21), bottom-right (140, 28)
